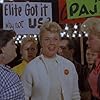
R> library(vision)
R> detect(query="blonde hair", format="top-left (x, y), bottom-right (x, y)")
top-left (21, 35), bottom-right (37, 52)
top-left (39, 21), bottom-right (62, 41)
top-left (81, 17), bottom-right (100, 38)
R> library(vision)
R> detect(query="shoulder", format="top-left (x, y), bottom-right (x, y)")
top-left (24, 55), bottom-right (42, 71)
top-left (0, 66), bottom-right (21, 88)
top-left (57, 55), bottom-right (77, 73)
top-left (57, 55), bottom-right (75, 67)
top-left (28, 55), bottom-right (41, 66)
top-left (12, 60), bottom-right (27, 71)
top-left (12, 63), bottom-right (23, 71)
top-left (57, 55), bottom-right (78, 77)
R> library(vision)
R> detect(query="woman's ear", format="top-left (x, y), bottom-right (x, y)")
top-left (0, 49), bottom-right (4, 62)
top-left (1, 47), bottom-right (5, 54)
top-left (0, 46), bottom-right (5, 54)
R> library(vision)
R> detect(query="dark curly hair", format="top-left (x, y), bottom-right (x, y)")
top-left (0, 29), bottom-right (16, 54)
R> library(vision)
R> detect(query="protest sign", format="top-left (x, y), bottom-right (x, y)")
top-left (67, 0), bottom-right (100, 19)
top-left (3, 2), bottom-right (52, 34)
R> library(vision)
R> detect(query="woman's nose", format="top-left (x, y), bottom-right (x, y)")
top-left (58, 48), bottom-right (63, 55)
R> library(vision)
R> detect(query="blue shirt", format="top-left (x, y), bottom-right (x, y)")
top-left (0, 64), bottom-right (25, 100)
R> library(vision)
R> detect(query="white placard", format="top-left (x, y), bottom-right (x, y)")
top-left (3, 2), bottom-right (52, 35)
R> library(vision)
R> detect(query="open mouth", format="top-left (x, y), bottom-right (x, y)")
top-left (48, 46), bottom-right (56, 51)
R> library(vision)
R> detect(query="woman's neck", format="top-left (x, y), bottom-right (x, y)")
top-left (0, 55), bottom-right (10, 64)
top-left (88, 64), bottom-right (93, 70)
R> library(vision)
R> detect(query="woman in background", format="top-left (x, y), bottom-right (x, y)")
top-left (12, 35), bottom-right (38, 76)
top-left (81, 17), bottom-right (100, 100)
top-left (81, 47), bottom-right (98, 100)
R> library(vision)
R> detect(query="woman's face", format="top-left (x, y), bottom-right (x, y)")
top-left (87, 34), bottom-right (100, 53)
top-left (86, 48), bottom-right (98, 65)
top-left (22, 41), bottom-right (37, 62)
top-left (41, 31), bottom-right (60, 58)
top-left (2, 39), bottom-right (17, 63)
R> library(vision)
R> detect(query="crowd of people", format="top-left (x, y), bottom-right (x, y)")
top-left (0, 17), bottom-right (100, 100)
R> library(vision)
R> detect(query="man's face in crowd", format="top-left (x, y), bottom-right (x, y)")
top-left (58, 40), bottom-right (72, 59)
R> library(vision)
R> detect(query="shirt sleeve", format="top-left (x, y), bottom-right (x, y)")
top-left (21, 65), bottom-right (34, 100)
top-left (72, 64), bottom-right (81, 100)
top-left (1, 74), bottom-right (25, 100)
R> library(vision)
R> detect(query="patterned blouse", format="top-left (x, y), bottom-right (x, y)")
top-left (0, 64), bottom-right (25, 100)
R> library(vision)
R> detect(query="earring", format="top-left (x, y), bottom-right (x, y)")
top-left (0, 49), bottom-right (2, 54)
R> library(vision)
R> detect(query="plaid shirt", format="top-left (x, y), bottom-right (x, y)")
top-left (0, 64), bottom-right (25, 100)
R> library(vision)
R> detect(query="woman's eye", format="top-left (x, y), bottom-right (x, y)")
top-left (44, 38), bottom-right (49, 41)
top-left (55, 38), bottom-right (59, 40)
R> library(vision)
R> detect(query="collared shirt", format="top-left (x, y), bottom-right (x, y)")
top-left (12, 60), bottom-right (27, 76)
top-left (88, 55), bottom-right (100, 99)
top-left (0, 64), bottom-right (25, 100)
